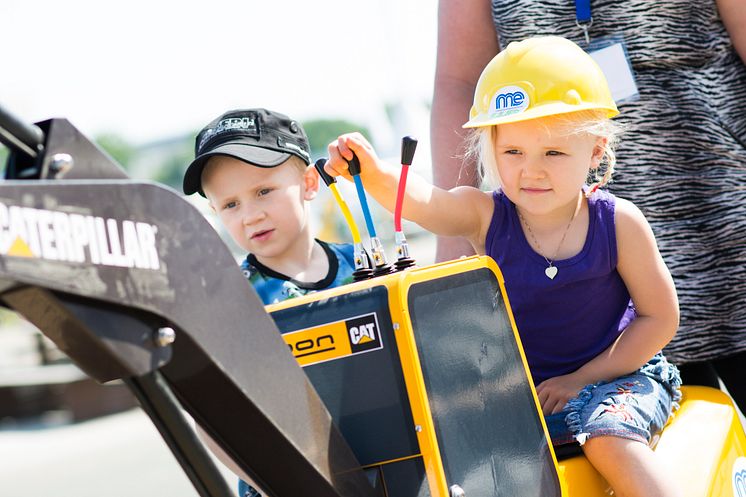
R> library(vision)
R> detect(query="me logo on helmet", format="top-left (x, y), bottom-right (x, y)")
top-left (733, 457), bottom-right (746, 497)
top-left (491, 85), bottom-right (530, 119)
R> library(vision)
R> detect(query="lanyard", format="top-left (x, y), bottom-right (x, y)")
top-left (575, 0), bottom-right (592, 44)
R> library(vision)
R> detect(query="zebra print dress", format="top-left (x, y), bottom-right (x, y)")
top-left (490, 0), bottom-right (746, 364)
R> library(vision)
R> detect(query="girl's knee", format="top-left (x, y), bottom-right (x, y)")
top-left (582, 435), bottom-right (650, 461)
top-left (581, 436), bottom-right (681, 497)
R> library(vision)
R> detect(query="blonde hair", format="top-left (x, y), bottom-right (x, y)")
top-left (465, 110), bottom-right (623, 195)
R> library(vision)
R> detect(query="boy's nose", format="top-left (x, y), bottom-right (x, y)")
top-left (242, 206), bottom-right (265, 225)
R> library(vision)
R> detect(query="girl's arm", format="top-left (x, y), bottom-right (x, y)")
top-left (577, 197), bottom-right (679, 381)
top-left (537, 198), bottom-right (679, 414)
top-left (326, 133), bottom-right (494, 250)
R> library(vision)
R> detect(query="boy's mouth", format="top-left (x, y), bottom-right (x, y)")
top-left (251, 229), bottom-right (274, 241)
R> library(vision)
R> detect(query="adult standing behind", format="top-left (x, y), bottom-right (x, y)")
top-left (430, 0), bottom-right (746, 408)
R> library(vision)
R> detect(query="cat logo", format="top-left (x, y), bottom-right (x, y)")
top-left (346, 314), bottom-right (382, 354)
top-left (282, 312), bottom-right (383, 367)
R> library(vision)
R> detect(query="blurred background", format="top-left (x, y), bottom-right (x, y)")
top-left (0, 1), bottom-right (438, 495)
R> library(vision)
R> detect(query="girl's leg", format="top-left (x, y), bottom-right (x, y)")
top-left (582, 436), bottom-right (681, 497)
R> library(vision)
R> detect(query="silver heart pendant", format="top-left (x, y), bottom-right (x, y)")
top-left (545, 266), bottom-right (558, 280)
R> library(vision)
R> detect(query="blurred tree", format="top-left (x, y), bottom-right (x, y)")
top-left (94, 133), bottom-right (136, 171)
top-left (303, 119), bottom-right (370, 158)
top-left (153, 139), bottom-right (195, 191)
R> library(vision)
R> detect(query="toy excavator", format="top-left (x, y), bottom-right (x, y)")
top-left (0, 105), bottom-right (744, 497)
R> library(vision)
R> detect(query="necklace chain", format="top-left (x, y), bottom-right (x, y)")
top-left (517, 200), bottom-right (581, 279)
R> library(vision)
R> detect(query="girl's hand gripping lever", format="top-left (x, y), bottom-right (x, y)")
top-left (314, 158), bottom-right (373, 280)
top-left (346, 153), bottom-right (392, 276)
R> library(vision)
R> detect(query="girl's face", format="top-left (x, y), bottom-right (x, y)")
top-left (493, 117), bottom-right (605, 219)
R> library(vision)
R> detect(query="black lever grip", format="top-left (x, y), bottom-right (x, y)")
top-left (346, 152), bottom-right (361, 176)
top-left (400, 136), bottom-right (418, 166)
top-left (314, 158), bottom-right (336, 186)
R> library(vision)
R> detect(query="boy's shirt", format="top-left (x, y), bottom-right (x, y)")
top-left (240, 239), bottom-right (356, 305)
top-left (237, 239), bottom-right (355, 497)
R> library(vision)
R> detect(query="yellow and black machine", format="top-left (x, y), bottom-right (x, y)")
top-left (1, 106), bottom-right (745, 497)
top-left (271, 255), bottom-right (746, 496)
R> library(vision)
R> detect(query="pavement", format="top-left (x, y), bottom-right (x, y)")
top-left (0, 408), bottom-right (237, 497)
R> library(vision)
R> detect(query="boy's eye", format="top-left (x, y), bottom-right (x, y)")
top-left (223, 201), bottom-right (237, 210)
top-left (546, 150), bottom-right (565, 156)
top-left (258, 188), bottom-right (272, 197)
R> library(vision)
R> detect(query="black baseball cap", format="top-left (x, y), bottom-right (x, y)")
top-left (182, 108), bottom-right (311, 196)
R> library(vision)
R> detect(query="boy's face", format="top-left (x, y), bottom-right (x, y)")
top-left (201, 156), bottom-right (319, 260)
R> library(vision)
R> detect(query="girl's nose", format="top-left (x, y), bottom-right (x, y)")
top-left (521, 159), bottom-right (545, 179)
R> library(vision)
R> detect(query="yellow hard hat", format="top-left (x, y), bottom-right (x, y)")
top-left (463, 36), bottom-right (619, 128)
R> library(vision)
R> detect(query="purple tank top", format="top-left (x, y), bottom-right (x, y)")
top-left (485, 189), bottom-right (635, 385)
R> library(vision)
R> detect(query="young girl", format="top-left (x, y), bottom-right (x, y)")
top-left (326, 36), bottom-right (682, 497)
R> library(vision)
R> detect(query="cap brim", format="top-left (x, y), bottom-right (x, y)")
top-left (182, 143), bottom-right (291, 196)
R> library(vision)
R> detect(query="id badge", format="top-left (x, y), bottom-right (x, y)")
top-left (586, 35), bottom-right (639, 104)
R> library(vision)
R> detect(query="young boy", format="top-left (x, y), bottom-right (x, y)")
top-left (183, 108), bottom-right (356, 304)
top-left (182, 108), bottom-right (357, 496)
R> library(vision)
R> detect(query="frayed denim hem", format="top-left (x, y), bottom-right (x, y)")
top-left (639, 354), bottom-right (683, 412)
top-left (574, 429), bottom-right (649, 446)
top-left (564, 381), bottom-right (604, 446)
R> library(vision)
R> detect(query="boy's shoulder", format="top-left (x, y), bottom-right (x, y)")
top-left (239, 240), bottom-right (356, 305)
top-left (240, 257), bottom-right (259, 281)
top-left (321, 240), bottom-right (355, 263)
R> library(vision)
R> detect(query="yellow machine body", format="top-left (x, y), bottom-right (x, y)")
top-left (267, 256), bottom-right (746, 497)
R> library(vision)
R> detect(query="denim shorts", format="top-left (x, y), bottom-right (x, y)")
top-left (544, 353), bottom-right (682, 446)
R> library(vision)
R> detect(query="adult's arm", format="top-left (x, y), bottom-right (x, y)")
top-left (430, 0), bottom-right (500, 261)
top-left (716, 0), bottom-right (746, 64)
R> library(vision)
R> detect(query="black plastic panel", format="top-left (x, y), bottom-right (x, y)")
top-left (408, 268), bottom-right (561, 497)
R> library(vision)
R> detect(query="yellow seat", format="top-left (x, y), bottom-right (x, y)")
top-left (557, 386), bottom-right (746, 496)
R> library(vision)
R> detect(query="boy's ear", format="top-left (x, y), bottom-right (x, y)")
top-left (303, 165), bottom-right (320, 200)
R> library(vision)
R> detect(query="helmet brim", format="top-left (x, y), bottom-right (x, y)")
top-left (463, 102), bottom-right (619, 129)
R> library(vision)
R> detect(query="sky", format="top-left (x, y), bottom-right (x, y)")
top-left (1, 0), bottom-right (438, 147)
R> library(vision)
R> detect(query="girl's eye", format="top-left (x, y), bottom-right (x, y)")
top-left (258, 188), bottom-right (272, 197)
top-left (546, 150), bottom-right (565, 156)
top-left (504, 149), bottom-right (521, 155)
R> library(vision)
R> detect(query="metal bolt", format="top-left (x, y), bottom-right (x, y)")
top-left (393, 323), bottom-right (400, 331)
top-left (154, 327), bottom-right (176, 347)
top-left (415, 425), bottom-right (422, 432)
top-left (48, 153), bottom-right (74, 177)
top-left (449, 484), bottom-right (465, 497)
